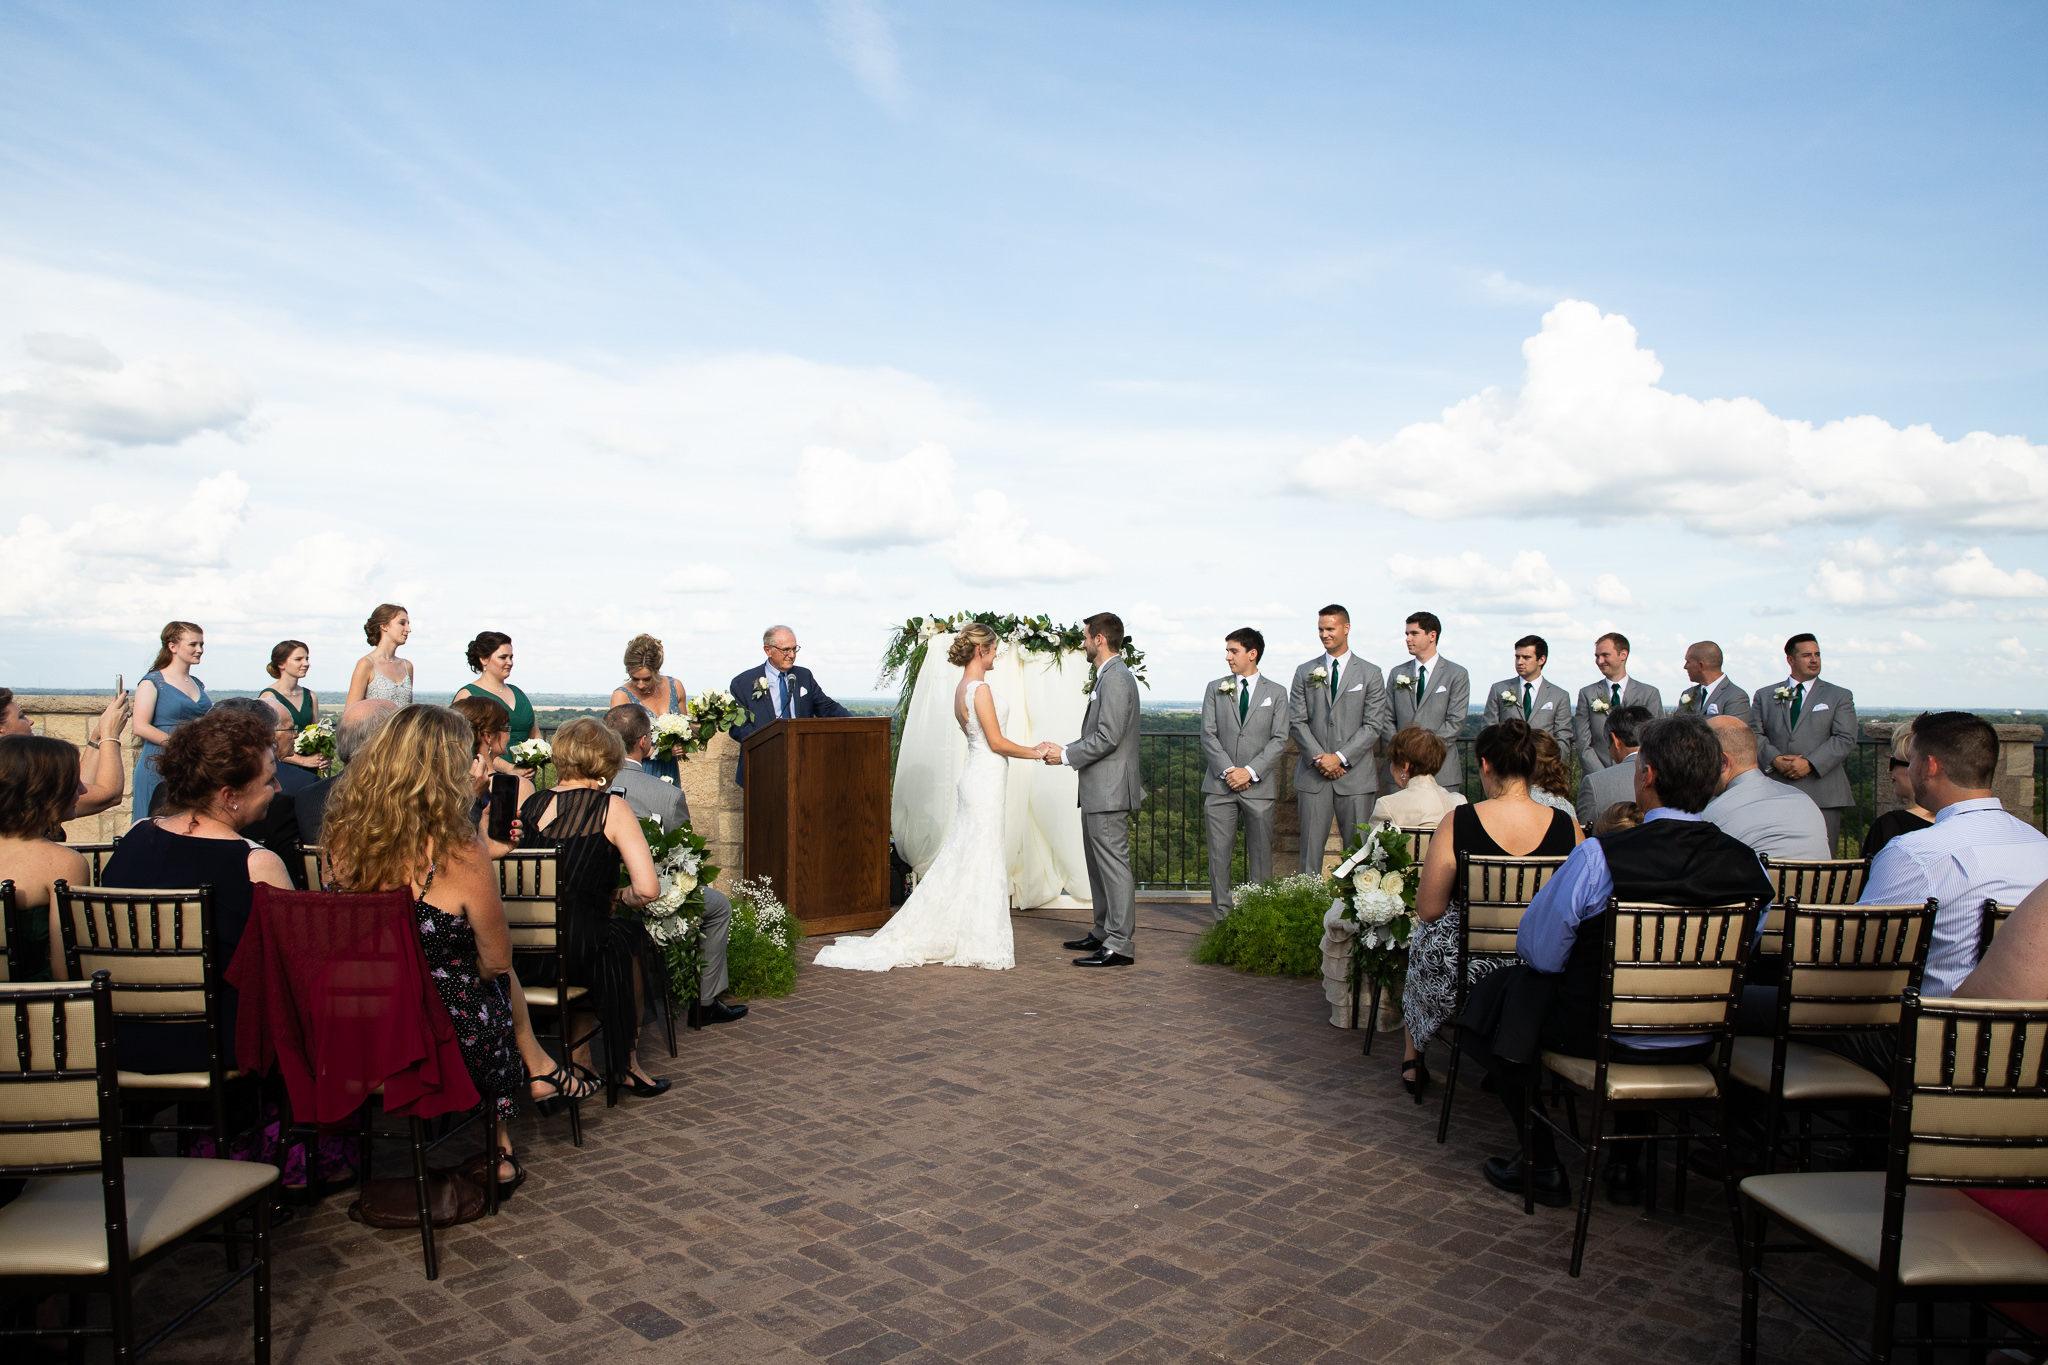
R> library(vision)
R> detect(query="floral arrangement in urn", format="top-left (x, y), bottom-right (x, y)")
top-left (1325, 824), bottom-right (1420, 993)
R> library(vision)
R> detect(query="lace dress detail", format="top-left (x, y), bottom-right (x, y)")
top-left (365, 671), bottom-right (412, 704)
top-left (816, 680), bottom-right (1014, 972)
top-left (413, 870), bottom-right (524, 1120)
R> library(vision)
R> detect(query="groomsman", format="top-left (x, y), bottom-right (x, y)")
top-left (1751, 633), bottom-right (1858, 852)
top-left (1289, 605), bottom-right (1393, 873)
top-left (1199, 628), bottom-right (1289, 921)
top-left (1481, 634), bottom-right (1573, 753)
top-left (1575, 632), bottom-right (1662, 771)
top-left (1386, 612), bottom-right (1469, 786)
top-left (1679, 641), bottom-right (1751, 720)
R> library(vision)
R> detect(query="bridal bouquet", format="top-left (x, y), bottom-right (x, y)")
top-left (508, 736), bottom-right (551, 775)
top-left (1325, 824), bottom-right (1420, 993)
top-left (650, 711), bottom-right (694, 760)
top-left (293, 720), bottom-right (336, 761)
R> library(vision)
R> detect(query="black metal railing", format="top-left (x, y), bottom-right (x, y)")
top-left (1129, 732), bottom-right (1240, 890)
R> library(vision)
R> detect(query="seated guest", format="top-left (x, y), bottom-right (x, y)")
top-left (1370, 727), bottom-right (1468, 830)
top-left (1401, 720), bottom-right (1581, 1098)
top-left (1528, 731), bottom-right (1576, 819)
top-left (295, 699), bottom-right (398, 843)
top-left (1593, 802), bottom-right (1642, 835)
top-left (1862, 719), bottom-right (1933, 861)
top-left (452, 694), bottom-right (533, 854)
top-left (96, 708), bottom-right (296, 1075)
top-left (516, 717), bottom-right (672, 1094)
top-left (1, 687), bottom-right (133, 820)
top-left (1575, 704), bottom-right (1652, 831)
top-left (1465, 714), bottom-right (1772, 1208)
top-left (600, 705), bottom-right (746, 1024)
top-left (0, 735), bottom-right (94, 979)
top-left (1699, 715), bottom-right (1829, 860)
top-left (184, 698), bottom-right (316, 873)
top-left (323, 704), bottom-right (596, 1193)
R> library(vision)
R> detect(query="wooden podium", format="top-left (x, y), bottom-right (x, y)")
top-left (741, 716), bottom-right (893, 937)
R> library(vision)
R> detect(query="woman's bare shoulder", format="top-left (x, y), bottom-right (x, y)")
top-left (0, 839), bottom-right (89, 893)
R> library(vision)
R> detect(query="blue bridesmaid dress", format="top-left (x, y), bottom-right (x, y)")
top-left (132, 669), bottom-right (212, 820)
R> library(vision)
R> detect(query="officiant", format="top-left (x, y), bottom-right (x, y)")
top-left (730, 624), bottom-right (851, 785)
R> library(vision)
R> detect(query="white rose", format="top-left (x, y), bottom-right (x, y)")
top-left (1353, 869), bottom-right (1381, 893)
top-left (1379, 873), bottom-right (1405, 899)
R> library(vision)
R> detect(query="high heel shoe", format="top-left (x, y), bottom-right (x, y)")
top-left (623, 1075), bottom-right (671, 1099)
top-left (529, 1061), bottom-right (600, 1117)
top-left (495, 1150), bottom-right (526, 1201)
top-left (1401, 1057), bottom-right (1431, 1102)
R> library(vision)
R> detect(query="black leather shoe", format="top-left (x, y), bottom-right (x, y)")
top-left (1063, 934), bottom-right (1104, 951)
top-left (1073, 949), bottom-right (1134, 967)
top-left (625, 1076), bottom-right (672, 1098)
top-left (1482, 1154), bottom-right (1572, 1208)
top-left (699, 999), bottom-right (748, 1025)
top-left (1604, 1160), bottom-right (1642, 1207)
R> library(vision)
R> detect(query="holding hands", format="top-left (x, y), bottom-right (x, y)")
top-left (1034, 741), bottom-right (1064, 765)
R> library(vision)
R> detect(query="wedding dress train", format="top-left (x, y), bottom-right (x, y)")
top-left (815, 679), bottom-right (1015, 972)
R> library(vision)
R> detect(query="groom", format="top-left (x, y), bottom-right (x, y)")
top-left (1044, 612), bottom-right (1145, 967)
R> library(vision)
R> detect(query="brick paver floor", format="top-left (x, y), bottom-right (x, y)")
top-left (134, 904), bottom-right (1879, 1364)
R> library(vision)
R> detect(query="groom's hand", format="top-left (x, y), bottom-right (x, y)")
top-left (1043, 744), bottom-right (1065, 766)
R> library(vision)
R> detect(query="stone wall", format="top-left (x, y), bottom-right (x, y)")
top-left (673, 732), bottom-right (744, 894)
top-left (1862, 720), bottom-right (2041, 824)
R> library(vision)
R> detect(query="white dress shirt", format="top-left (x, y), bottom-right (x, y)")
top-left (1860, 797), bottom-right (2048, 996)
top-left (1321, 653), bottom-right (1351, 766)
top-left (1232, 671), bottom-right (1263, 783)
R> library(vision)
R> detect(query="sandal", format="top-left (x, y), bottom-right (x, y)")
top-left (495, 1150), bottom-right (526, 1201)
top-left (529, 1061), bottom-right (600, 1116)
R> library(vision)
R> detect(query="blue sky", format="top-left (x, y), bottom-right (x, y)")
top-left (2, 1), bottom-right (2044, 705)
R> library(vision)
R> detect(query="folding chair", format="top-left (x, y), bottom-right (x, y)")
top-left (1435, 854), bottom-right (1569, 1141)
top-left (296, 844), bottom-right (328, 893)
top-left (1740, 995), bottom-right (2048, 1364)
top-left (496, 850), bottom-right (592, 1140)
top-left (1348, 825), bottom-right (1440, 1051)
top-left (1980, 898), bottom-right (2019, 959)
top-left (55, 881), bottom-right (256, 1155)
top-left (0, 975), bottom-right (278, 1361)
top-left (68, 841), bottom-right (119, 886)
top-left (1758, 857), bottom-right (1869, 958)
top-left (1532, 896), bottom-right (1765, 1276)
top-left (0, 880), bottom-right (26, 981)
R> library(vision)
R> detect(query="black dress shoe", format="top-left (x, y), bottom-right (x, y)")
top-left (699, 999), bottom-right (748, 1025)
top-left (1062, 934), bottom-right (1104, 951)
top-left (1604, 1160), bottom-right (1643, 1207)
top-left (624, 1076), bottom-right (672, 1098)
top-left (1481, 1154), bottom-right (1572, 1208)
top-left (1073, 949), bottom-right (1134, 967)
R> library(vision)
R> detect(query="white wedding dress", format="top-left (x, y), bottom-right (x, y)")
top-left (815, 679), bottom-right (1016, 972)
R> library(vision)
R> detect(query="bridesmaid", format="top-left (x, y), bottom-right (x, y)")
top-left (261, 639), bottom-right (327, 775)
top-left (130, 620), bottom-right (212, 822)
top-left (609, 634), bottom-right (689, 785)
top-left (457, 631), bottom-right (536, 776)
top-left (347, 603), bottom-right (414, 705)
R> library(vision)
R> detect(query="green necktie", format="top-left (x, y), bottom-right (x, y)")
top-left (1522, 682), bottom-right (1532, 717)
top-left (1610, 681), bottom-right (1621, 708)
top-left (1414, 664), bottom-right (1425, 705)
top-left (1790, 682), bottom-right (1805, 727)
top-left (1238, 679), bottom-right (1249, 723)
top-left (1329, 661), bottom-right (1339, 701)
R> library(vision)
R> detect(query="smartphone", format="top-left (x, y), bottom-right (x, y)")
top-left (116, 673), bottom-right (124, 696)
top-left (488, 773), bottom-right (519, 842)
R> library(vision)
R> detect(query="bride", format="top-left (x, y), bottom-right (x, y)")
top-left (815, 622), bottom-right (1051, 972)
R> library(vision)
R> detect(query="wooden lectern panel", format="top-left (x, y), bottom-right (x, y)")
top-left (742, 717), bottom-right (892, 937)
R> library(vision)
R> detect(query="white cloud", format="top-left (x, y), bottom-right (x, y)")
top-left (1835, 631), bottom-right (1935, 657)
top-left (584, 421), bottom-right (668, 458)
top-left (796, 443), bottom-right (959, 548)
top-left (1998, 637), bottom-right (2030, 660)
top-left (1806, 540), bottom-right (2048, 613)
top-left (939, 491), bottom-right (1104, 584)
top-left (662, 563), bottom-right (736, 593)
top-left (1383, 549), bottom-right (1576, 611)
top-left (819, 0), bottom-right (907, 111)
top-left (1295, 300), bottom-right (2048, 537)
top-left (1470, 269), bottom-right (1562, 305)
top-left (819, 569), bottom-right (872, 600)
top-left (1, 333), bottom-right (251, 450)
top-left (819, 400), bottom-right (889, 448)
top-left (1592, 573), bottom-right (1649, 611)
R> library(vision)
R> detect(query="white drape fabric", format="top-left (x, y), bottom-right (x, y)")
top-left (890, 634), bottom-right (1094, 908)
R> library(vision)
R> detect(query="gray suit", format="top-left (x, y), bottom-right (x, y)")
top-left (1577, 752), bottom-right (1639, 831)
top-left (1482, 676), bottom-right (1574, 754)
top-left (1702, 767), bottom-right (1830, 861)
top-left (1199, 673), bottom-right (1290, 920)
top-left (1575, 677), bottom-right (1665, 770)
top-left (1386, 656), bottom-right (1470, 785)
top-left (1063, 658), bottom-right (1145, 957)
top-left (1750, 677), bottom-right (1858, 851)
top-left (1289, 654), bottom-right (1393, 872)
top-left (1678, 676), bottom-right (1751, 722)
top-left (609, 758), bottom-right (733, 1002)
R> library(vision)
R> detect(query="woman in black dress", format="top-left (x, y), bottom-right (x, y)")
top-left (514, 717), bottom-right (669, 1097)
top-left (1863, 720), bottom-right (1933, 861)
top-left (1400, 719), bottom-right (1583, 1096)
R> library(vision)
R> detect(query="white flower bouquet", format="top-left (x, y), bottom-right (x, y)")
top-left (651, 711), bottom-right (694, 760)
top-left (508, 737), bottom-right (551, 772)
top-left (294, 720), bottom-right (336, 761)
top-left (1325, 823), bottom-right (1420, 991)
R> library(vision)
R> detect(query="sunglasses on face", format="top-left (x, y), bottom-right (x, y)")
top-left (1889, 758), bottom-right (1910, 770)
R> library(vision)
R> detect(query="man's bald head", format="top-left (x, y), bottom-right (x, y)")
top-left (1686, 641), bottom-right (1724, 671)
top-left (337, 698), bottom-right (399, 764)
top-left (1709, 714), bottom-right (1758, 773)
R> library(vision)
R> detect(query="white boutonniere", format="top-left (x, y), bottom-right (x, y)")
top-left (1307, 666), bottom-right (1328, 685)
top-left (752, 677), bottom-right (772, 699)
top-left (1498, 688), bottom-right (1518, 705)
top-left (1590, 697), bottom-right (1611, 714)
top-left (1773, 685), bottom-right (1793, 702)
top-left (660, 774), bottom-right (676, 785)
top-left (1393, 674), bottom-right (1416, 691)
top-left (1217, 679), bottom-right (1236, 695)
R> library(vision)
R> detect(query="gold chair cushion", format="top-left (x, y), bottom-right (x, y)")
top-left (1542, 1051), bottom-right (1719, 1100)
top-left (520, 985), bottom-right (588, 1009)
top-left (1729, 1038), bottom-right (1891, 1101)
top-left (116, 1069), bottom-right (242, 1092)
top-left (0, 1157), bottom-right (278, 1275)
top-left (1742, 1172), bottom-right (2048, 1286)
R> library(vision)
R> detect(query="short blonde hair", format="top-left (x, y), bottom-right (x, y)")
top-left (550, 716), bottom-right (624, 785)
top-left (1890, 717), bottom-right (1916, 763)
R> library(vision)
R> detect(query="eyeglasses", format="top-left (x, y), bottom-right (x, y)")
top-left (1889, 758), bottom-right (1910, 770)
top-left (766, 644), bottom-right (800, 656)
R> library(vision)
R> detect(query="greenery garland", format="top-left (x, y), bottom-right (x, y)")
top-left (876, 611), bottom-right (1149, 718)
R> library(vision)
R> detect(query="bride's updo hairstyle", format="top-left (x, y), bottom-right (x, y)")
top-left (947, 622), bottom-right (1000, 668)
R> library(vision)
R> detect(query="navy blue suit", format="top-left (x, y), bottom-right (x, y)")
top-left (729, 662), bottom-right (852, 785)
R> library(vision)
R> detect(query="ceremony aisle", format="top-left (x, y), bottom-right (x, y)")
top-left (128, 905), bottom-right (1868, 1364)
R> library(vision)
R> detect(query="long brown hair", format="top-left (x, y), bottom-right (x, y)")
top-left (151, 620), bottom-right (203, 671)
top-left (1531, 730), bottom-right (1574, 800)
top-left (0, 735), bottom-right (81, 839)
top-left (322, 705), bottom-right (479, 891)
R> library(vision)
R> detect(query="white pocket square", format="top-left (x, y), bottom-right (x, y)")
top-left (1259, 697), bottom-right (1273, 707)
top-left (1347, 684), bottom-right (1364, 693)
top-left (1434, 685), bottom-right (1447, 694)
top-left (1812, 703), bottom-right (1829, 712)
top-left (1540, 701), bottom-right (1554, 710)
top-left (800, 687), bottom-right (809, 697)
